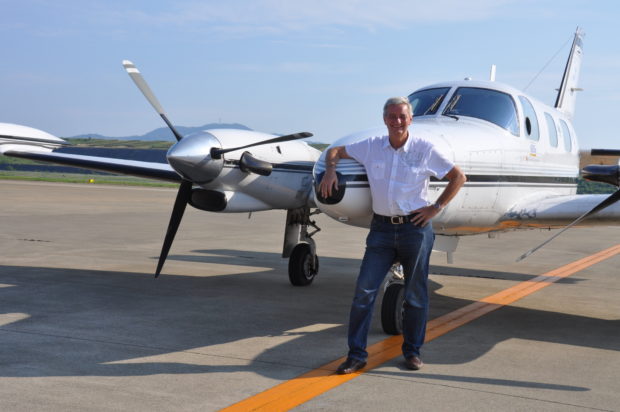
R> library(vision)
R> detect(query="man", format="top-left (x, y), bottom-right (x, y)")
top-left (318, 97), bottom-right (466, 374)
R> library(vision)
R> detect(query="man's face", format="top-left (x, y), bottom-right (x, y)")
top-left (383, 103), bottom-right (412, 137)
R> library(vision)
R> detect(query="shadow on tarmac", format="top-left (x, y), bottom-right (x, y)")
top-left (0, 251), bottom-right (616, 394)
top-left (369, 371), bottom-right (590, 391)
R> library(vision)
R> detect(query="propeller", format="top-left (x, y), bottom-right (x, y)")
top-left (155, 180), bottom-right (193, 277)
top-left (123, 60), bottom-right (312, 276)
top-left (210, 132), bottom-right (312, 159)
top-left (239, 152), bottom-right (273, 176)
top-left (516, 187), bottom-right (620, 262)
top-left (123, 60), bottom-right (184, 142)
top-left (590, 149), bottom-right (620, 156)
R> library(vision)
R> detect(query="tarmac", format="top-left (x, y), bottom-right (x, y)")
top-left (1, 180), bottom-right (619, 411)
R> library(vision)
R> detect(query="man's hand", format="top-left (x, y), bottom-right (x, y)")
top-left (318, 169), bottom-right (339, 198)
top-left (317, 146), bottom-right (351, 199)
top-left (410, 165), bottom-right (466, 226)
top-left (410, 205), bottom-right (440, 227)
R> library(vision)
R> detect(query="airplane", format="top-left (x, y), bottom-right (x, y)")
top-left (1, 28), bottom-right (619, 335)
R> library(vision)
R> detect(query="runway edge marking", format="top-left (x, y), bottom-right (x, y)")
top-left (221, 244), bottom-right (620, 412)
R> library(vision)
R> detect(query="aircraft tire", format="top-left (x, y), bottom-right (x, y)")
top-left (288, 243), bottom-right (318, 286)
top-left (381, 282), bottom-right (404, 335)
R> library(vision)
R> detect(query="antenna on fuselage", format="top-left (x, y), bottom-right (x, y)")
top-left (489, 65), bottom-right (496, 82)
top-left (523, 33), bottom-right (573, 92)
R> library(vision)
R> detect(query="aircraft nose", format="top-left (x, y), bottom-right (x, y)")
top-left (167, 132), bottom-right (224, 183)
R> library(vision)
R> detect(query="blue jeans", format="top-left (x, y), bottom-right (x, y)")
top-left (347, 216), bottom-right (434, 361)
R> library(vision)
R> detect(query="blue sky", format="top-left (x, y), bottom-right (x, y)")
top-left (1, 0), bottom-right (618, 149)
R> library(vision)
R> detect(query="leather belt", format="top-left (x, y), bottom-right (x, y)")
top-left (373, 213), bottom-right (419, 224)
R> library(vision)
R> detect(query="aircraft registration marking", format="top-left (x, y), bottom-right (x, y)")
top-left (221, 244), bottom-right (620, 412)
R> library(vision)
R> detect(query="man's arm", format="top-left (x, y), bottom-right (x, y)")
top-left (411, 166), bottom-right (467, 226)
top-left (317, 146), bottom-right (352, 198)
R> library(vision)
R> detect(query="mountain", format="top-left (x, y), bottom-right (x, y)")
top-left (69, 123), bottom-right (252, 141)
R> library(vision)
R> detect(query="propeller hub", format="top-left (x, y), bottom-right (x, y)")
top-left (167, 132), bottom-right (224, 183)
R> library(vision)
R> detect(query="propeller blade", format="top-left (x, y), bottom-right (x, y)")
top-left (239, 152), bottom-right (272, 176)
top-left (210, 132), bottom-right (312, 159)
top-left (155, 180), bottom-right (193, 277)
top-left (581, 164), bottom-right (619, 186)
top-left (516, 188), bottom-right (620, 262)
top-left (591, 149), bottom-right (620, 156)
top-left (122, 60), bottom-right (184, 142)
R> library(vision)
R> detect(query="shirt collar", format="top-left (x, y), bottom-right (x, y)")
top-left (382, 133), bottom-right (411, 152)
top-left (381, 136), bottom-right (392, 151)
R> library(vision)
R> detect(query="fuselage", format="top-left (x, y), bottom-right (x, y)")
top-left (313, 79), bottom-right (580, 235)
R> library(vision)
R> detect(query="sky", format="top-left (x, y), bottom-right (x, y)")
top-left (1, 0), bottom-right (619, 149)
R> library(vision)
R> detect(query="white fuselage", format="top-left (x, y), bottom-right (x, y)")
top-left (313, 80), bottom-right (580, 235)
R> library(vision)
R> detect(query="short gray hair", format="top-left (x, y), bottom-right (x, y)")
top-left (383, 97), bottom-right (412, 117)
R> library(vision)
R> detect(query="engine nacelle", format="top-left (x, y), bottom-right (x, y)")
top-left (311, 130), bottom-right (382, 228)
top-left (190, 189), bottom-right (271, 213)
top-left (0, 122), bottom-right (67, 154)
top-left (313, 169), bottom-right (373, 228)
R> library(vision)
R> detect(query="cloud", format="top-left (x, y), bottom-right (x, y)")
top-left (2, 0), bottom-right (538, 40)
top-left (112, 0), bottom-right (524, 35)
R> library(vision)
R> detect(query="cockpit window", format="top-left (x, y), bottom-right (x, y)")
top-left (408, 87), bottom-right (451, 116)
top-left (442, 87), bottom-right (519, 135)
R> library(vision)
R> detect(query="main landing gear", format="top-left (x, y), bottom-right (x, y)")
top-left (283, 207), bottom-right (321, 286)
top-left (381, 264), bottom-right (405, 335)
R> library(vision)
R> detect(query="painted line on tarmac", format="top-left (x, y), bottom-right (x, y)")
top-left (221, 244), bottom-right (620, 412)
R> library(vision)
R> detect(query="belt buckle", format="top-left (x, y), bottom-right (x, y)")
top-left (390, 216), bottom-right (404, 224)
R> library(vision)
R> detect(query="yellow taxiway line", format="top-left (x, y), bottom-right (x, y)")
top-left (222, 244), bottom-right (620, 412)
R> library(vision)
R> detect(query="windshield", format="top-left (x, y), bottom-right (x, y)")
top-left (408, 87), bottom-right (451, 117)
top-left (442, 87), bottom-right (519, 135)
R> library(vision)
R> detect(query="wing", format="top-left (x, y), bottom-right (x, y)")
top-left (501, 193), bottom-right (620, 227)
top-left (4, 150), bottom-right (182, 183)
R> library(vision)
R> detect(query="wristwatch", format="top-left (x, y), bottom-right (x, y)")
top-left (432, 202), bottom-right (443, 211)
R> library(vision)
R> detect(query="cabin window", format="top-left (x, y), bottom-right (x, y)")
top-left (518, 96), bottom-right (539, 141)
top-left (441, 87), bottom-right (519, 135)
top-left (544, 113), bottom-right (558, 147)
top-left (408, 87), bottom-right (451, 116)
top-left (559, 119), bottom-right (573, 152)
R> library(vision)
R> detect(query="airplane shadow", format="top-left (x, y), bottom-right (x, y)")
top-left (0, 259), bottom-right (616, 394)
top-left (168, 248), bottom-right (577, 283)
top-left (431, 265), bottom-right (585, 284)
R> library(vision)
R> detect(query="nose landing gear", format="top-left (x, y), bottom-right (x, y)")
top-left (381, 264), bottom-right (405, 335)
top-left (283, 207), bottom-right (321, 286)
top-left (288, 243), bottom-right (319, 286)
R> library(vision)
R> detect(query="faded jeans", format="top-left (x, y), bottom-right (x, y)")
top-left (347, 215), bottom-right (434, 361)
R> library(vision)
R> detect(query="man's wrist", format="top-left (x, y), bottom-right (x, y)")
top-left (432, 202), bottom-right (443, 211)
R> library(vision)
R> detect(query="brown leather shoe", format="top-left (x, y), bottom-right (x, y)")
top-left (336, 358), bottom-right (367, 375)
top-left (404, 355), bottom-right (423, 370)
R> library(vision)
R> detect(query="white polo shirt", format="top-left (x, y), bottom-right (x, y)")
top-left (345, 134), bottom-right (453, 216)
